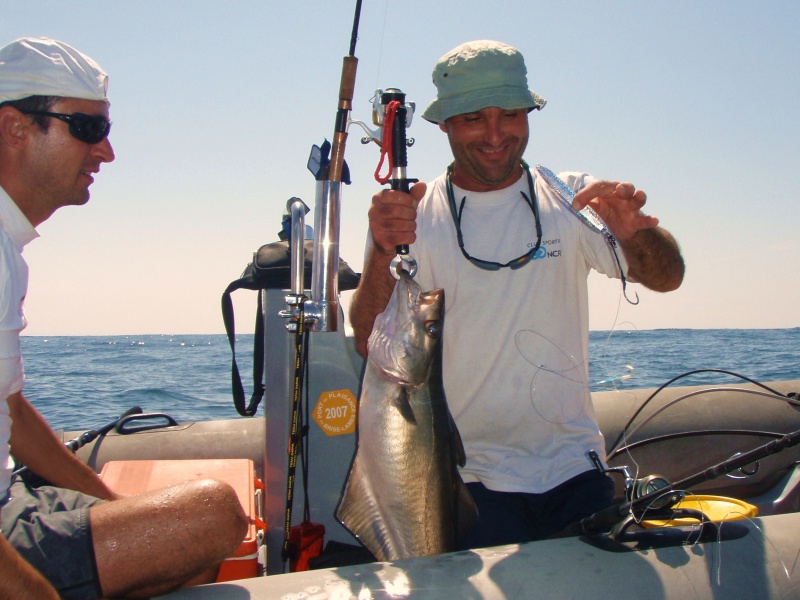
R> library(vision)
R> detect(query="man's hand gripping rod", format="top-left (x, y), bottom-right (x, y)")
top-left (383, 89), bottom-right (418, 280)
top-left (356, 88), bottom-right (418, 280)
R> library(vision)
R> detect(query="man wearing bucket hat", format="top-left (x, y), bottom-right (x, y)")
top-left (0, 38), bottom-right (247, 599)
top-left (351, 40), bottom-right (684, 549)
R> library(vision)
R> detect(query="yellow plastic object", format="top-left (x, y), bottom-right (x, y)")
top-left (640, 495), bottom-right (758, 529)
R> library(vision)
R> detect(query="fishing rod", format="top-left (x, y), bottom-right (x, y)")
top-left (575, 426), bottom-right (800, 536)
top-left (300, 0), bottom-right (364, 334)
top-left (328, 0), bottom-right (362, 183)
top-left (12, 405), bottom-right (143, 478)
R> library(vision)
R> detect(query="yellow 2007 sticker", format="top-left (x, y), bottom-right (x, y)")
top-left (313, 389), bottom-right (357, 436)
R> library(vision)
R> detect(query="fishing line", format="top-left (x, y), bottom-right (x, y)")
top-left (597, 320), bottom-right (644, 512)
top-left (711, 512), bottom-right (794, 585)
top-left (629, 493), bottom-right (784, 588)
top-left (583, 236), bottom-right (638, 389)
top-left (592, 319), bottom-right (638, 389)
top-left (745, 517), bottom-right (796, 582)
top-left (614, 486), bottom-right (782, 578)
top-left (514, 329), bottom-right (590, 425)
top-left (591, 319), bottom-right (638, 388)
top-left (373, 0), bottom-right (389, 90)
top-left (611, 387), bottom-right (799, 460)
top-left (790, 537), bottom-right (800, 578)
top-left (514, 330), bottom-right (587, 385)
top-left (595, 364), bottom-right (634, 387)
top-left (608, 370), bottom-right (795, 455)
top-left (610, 370), bottom-right (797, 522)
top-left (610, 377), bottom-right (790, 528)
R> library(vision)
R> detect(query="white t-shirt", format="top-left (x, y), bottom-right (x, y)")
top-left (407, 166), bottom-right (626, 493)
top-left (0, 186), bottom-right (38, 498)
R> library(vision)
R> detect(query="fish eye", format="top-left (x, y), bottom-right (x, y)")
top-left (425, 320), bottom-right (442, 338)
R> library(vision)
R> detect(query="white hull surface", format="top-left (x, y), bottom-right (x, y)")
top-left (161, 513), bottom-right (800, 599)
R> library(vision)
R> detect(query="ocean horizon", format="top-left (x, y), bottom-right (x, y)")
top-left (19, 327), bottom-right (800, 432)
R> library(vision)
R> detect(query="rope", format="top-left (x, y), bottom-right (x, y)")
top-left (374, 100), bottom-right (401, 184)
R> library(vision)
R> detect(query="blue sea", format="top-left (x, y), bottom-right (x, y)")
top-left (20, 329), bottom-right (800, 432)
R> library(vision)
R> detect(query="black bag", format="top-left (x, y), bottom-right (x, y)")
top-left (221, 240), bottom-right (360, 416)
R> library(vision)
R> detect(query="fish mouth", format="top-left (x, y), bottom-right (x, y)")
top-left (418, 288), bottom-right (444, 309)
top-left (366, 276), bottom-right (445, 386)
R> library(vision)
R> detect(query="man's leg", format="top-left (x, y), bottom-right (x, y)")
top-left (537, 470), bottom-right (615, 539)
top-left (458, 482), bottom-right (538, 550)
top-left (91, 478), bottom-right (247, 599)
top-left (1, 478), bottom-right (106, 599)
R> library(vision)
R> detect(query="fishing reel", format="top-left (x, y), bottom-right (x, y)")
top-left (629, 474), bottom-right (682, 508)
top-left (371, 88), bottom-right (415, 149)
top-left (588, 450), bottom-right (682, 509)
top-left (349, 88), bottom-right (416, 147)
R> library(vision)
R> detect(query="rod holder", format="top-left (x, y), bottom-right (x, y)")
top-left (305, 180), bottom-right (342, 332)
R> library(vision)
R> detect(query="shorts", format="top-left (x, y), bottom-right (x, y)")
top-left (0, 477), bottom-right (105, 600)
top-left (459, 469), bottom-right (615, 550)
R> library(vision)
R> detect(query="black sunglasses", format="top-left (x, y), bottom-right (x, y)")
top-left (446, 162), bottom-right (543, 271)
top-left (21, 110), bottom-right (111, 144)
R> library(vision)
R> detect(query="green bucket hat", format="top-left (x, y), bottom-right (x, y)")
top-left (421, 40), bottom-right (546, 124)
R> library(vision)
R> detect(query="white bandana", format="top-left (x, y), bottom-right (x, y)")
top-left (0, 37), bottom-right (108, 104)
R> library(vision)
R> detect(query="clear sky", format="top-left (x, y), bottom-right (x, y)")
top-left (4, 0), bottom-right (799, 335)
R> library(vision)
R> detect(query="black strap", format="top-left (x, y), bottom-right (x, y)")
top-left (220, 240), bottom-right (360, 418)
top-left (221, 279), bottom-right (265, 417)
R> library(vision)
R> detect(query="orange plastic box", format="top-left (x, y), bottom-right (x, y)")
top-left (98, 458), bottom-right (265, 582)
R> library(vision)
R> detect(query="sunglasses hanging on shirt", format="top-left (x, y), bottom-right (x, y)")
top-left (445, 161), bottom-right (543, 271)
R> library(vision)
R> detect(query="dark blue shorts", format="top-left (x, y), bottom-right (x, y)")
top-left (459, 469), bottom-right (615, 550)
top-left (0, 477), bottom-right (104, 600)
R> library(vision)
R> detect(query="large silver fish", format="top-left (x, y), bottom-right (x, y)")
top-left (336, 272), bottom-right (477, 561)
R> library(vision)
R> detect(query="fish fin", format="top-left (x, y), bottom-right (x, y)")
top-left (448, 407), bottom-right (478, 545)
top-left (391, 387), bottom-right (417, 425)
top-left (448, 409), bottom-right (467, 468)
top-left (336, 456), bottom-right (392, 561)
top-left (456, 477), bottom-right (479, 546)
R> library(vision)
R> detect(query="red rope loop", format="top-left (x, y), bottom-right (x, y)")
top-left (374, 100), bottom-right (401, 184)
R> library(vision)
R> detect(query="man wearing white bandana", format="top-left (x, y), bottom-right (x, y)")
top-left (351, 40), bottom-right (685, 550)
top-left (0, 38), bottom-right (247, 599)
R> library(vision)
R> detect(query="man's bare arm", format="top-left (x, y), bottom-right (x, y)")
top-left (618, 226), bottom-right (684, 292)
top-left (572, 180), bottom-right (684, 292)
top-left (350, 246), bottom-right (398, 356)
top-left (7, 392), bottom-right (117, 500)
top-left (350, 183), bottom-right (426, 356)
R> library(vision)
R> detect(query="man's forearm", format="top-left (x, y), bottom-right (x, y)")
top-left (619, 226), bottom-right (685, 292)
top-left (7, 392), bottom-right (116, 500)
